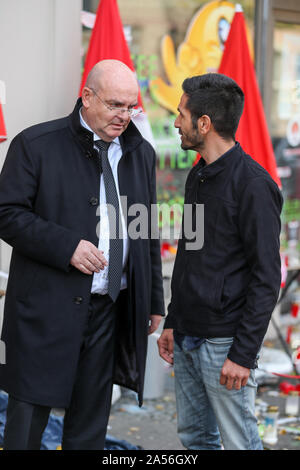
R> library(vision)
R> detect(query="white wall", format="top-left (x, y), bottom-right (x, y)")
top-left (0, 0), bottom-right (83, 326)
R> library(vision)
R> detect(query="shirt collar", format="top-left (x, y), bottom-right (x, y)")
top-left (196, 142), bottom-right (240, 179)
top-left (79, 107), bottom-right (120, 146)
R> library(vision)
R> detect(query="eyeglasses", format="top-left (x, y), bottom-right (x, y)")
top-left (89, 87), bottom-right (143, 118)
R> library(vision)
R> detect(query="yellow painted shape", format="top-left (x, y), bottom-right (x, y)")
top-left (150, 0), bottom-right (254, 114)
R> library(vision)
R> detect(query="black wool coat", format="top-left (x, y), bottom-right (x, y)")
top-left (0, 99), bottom-right (165, 407)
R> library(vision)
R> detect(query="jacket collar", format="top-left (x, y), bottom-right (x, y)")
top-left (196, 142), bottom-right (242, 179)
top-left (68, 98), bottom-right (144, 155)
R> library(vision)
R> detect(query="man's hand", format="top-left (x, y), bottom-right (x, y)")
top-left (157, 328), bottom-right (174, 365)
top-left (148, 315), bottom-right (162, 335)
top-left (220, 358), bottom-right (250, 390)
top-left (70, 240), bottom-right (108, 275)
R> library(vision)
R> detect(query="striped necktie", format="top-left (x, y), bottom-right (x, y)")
top-left (95, 140), bottom-right (123, 302)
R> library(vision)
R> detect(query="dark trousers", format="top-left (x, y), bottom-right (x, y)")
top-left (3, 293), bottom-right (118, 450)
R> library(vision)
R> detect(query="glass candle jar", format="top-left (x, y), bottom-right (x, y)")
top-left (285, 391), bottom-right (299, 416)
top-left (263, 405), bottom-right (279, 445)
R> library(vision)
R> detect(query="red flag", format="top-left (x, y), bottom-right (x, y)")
top-left (0, 103), bottom-right (7, 143)
top-left (79, 0), bottom-right (141, 103)
top-left (218, 6), bottom-right (281, 188)
top-left (79, 0), bottom-right (155, 147)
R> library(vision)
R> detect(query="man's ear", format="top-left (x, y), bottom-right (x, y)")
top-left (81, 87), bottom-right (92, 109)
top-left (197, 115), bottom-right (211, 135)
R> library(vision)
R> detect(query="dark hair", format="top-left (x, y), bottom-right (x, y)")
top-left (182, 73), bottom-right (244, 140)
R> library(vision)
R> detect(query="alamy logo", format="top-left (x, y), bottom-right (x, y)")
top-left (0, 340), bottom-right (5, 365)
top-left (95, 197), bottom-right (204, 251)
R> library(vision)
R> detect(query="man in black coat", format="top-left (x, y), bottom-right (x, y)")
top-left (0, 60), bottom-right (164, 450)
top-left (158, 73), bottom-right (283, 450)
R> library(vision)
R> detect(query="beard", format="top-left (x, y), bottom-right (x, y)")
top-left (180, 128), bottom-right (205, 152)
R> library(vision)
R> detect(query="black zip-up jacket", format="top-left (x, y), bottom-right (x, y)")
top-left (164, 143), bottom-right (283, 369)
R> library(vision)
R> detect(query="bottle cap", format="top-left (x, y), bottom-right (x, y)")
top-left (267, 405), bottom-right (279, 412)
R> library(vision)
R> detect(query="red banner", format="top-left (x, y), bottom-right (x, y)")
top-left (218, 8), bottom-right (281, 188)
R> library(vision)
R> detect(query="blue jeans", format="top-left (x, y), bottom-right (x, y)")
top-left (174, 337), bottom-right (263, 450)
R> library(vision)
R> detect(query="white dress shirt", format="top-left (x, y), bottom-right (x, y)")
top-left (79, 109), bottom-right (129, 294)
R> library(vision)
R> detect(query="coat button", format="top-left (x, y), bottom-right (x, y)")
top-left (85, 151), bottom-right (92, 158)
top-left (90, 197), bottom-right (99, 206)
top-left (74, 296), bottom-right (83, 305)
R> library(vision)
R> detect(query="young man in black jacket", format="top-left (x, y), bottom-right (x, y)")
top-left (158, 73), bottom-right (283, 450)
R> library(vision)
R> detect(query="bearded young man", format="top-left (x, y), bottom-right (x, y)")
top-left (158, 73), bottom-right (283, 450)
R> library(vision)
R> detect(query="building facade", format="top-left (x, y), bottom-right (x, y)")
top-left (0, 0), bottom-right (300, 323)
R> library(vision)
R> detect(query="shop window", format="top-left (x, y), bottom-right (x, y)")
top-left (271, 22), bottom-right (300, 263)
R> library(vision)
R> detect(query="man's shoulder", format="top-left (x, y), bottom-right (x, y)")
top-left (234, 145), bottom-right (268, 178)
top-left (234, 145), bottom-right (278, 189)
top-left (233, 150), bottom-right (282, 212)
top-left (225, 145), bottom-right (282, 210)
top-left (21, 115), bottom-right (69, 143)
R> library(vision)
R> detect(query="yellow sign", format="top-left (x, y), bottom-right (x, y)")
top-left (150, 1), bottom-right (253, 114)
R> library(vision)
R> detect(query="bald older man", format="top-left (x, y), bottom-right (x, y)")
top-left (0, 60), bottom-right (164, 450)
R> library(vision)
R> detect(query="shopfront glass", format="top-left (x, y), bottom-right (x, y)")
top-left (271, 22), bottom-right (300, 264)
